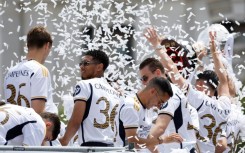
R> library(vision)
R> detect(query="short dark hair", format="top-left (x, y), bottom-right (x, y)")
top-left (139, 58), bottom-right (165, 74)
top-left (197, 70), bottom-right (219, 90)
top-left (40, 112), bottom-right (61, 141)
top-left (27, 26), bottom-right (53, 49)
top-left (84, 50), bottom-right (109, 71)
top-left (147, 77), bottom-right (173, 97)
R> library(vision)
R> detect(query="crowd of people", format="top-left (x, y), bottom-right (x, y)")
top-left (0, 25), bottom-right (244, 153)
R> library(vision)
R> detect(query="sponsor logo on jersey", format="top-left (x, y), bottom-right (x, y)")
top-left (133, 97), bottom-right (140, 111)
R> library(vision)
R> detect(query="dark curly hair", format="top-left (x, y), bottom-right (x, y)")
top-left (197, 70), bottom-right (219, 91)
top-left (84, 50), bottom-right (109, 71)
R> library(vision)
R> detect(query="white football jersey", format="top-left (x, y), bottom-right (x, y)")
top-left (4, 60), bottom-right (57, 114)
top-left (224, 104), bottom-right (244, 153)
top-left (73, 77), bottom-right (120, 145)
top-left (0, 104), bottom-right (46, 146)
top-left (116, 95), bottom-right (154, 147)
top-left (187, 85), bottom-right (231, 153)
top-left (158, 83), bottom-right (197, 152)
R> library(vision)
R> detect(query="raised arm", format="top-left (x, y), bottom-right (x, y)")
top-left (209, 32), bottom-right (230, 97)
top-left (144, 28), bottom-right (186, 89)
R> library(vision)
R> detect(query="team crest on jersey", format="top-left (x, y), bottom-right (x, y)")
top-left (73, 85), bottom-right (81, 96)
top-left (160, 102), bottom-right (168, 109)
top-left (133, 97), bottom-right (140, 111)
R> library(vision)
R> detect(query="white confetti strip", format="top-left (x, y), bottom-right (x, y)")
top-left (219, 13), bottom-right (224, 18)
top-left (0, 49), bottom-right (4, 55)
top-left (235, 20), bottom-right (240, 26)
top-left (200, 7), bottom-right (206, 10)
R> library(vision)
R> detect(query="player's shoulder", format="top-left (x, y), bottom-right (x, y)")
top-left (27, 60), bottom-right (49, 77)
top-left (123, 95), bottom-right (142, 112)
top-left (76, 78), bottom-right (96, 87)
top-left (215, 96), bottom-right (231, 111)
top-left (170, 83), bottom-right (184, 97)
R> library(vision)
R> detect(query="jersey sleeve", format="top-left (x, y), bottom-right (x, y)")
top-left (30, 67), bottom-right (49, 101)
top-left (158, 94), bottom-right (180, 118)
top-left (186, 84), bottom-right (206, 109)
top-left (120, 103), bottom-right (139, 129)
top-left (73, 81), bottom-right (91, 102)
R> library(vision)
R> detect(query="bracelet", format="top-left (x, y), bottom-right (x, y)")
top-left (154, 45), bottom-right (165, 51)
top-left (158, 137), bottom-right (163, 144)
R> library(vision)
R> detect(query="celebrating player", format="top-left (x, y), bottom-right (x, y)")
top-left (139, 57), bottom-right (198, 152)
top-left (118, 76), bottom-right (183, 152)
top-left (60, 50), bottom-right (121, 147)
top-left (4, 26), bottom-right (57, 114)
top-left (144, 27), bottom-right (231, 152)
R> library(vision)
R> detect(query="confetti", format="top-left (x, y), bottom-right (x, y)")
top-left (199, 7), bottom-right (206, 10)
top-left (219, 13), bottom-right (224, 18)
top-left (0, 2), bottom-right (244, 152)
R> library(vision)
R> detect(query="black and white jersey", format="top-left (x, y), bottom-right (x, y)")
top-left (4, 60), bottom-right (57, 113)
top-left (187, 85), bottom-right (231, 153)
top-left (0, 104), bottom-right (45, 146)
top-left (73, 77), bottom-right (120, 145)
top-left (158, 83), bottom-right (197, 152)
top-left (116, 95), bottom-right (154, 148)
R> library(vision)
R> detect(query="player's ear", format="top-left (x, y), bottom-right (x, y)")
top-left (43, 42), bottom-right (50, 50)
top-left (149, 87), bottom-right (157, 95)
top-left (96, 63), bottom-right (104, 72)
top-left (155, 69), bottom-right (162, 76)
top-left (46, 121), bottom-right (52, 128)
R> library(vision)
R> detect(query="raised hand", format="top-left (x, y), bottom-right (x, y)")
top-left (209, 31), bottom-right (217, 54)
top-left (144, 27), bottom-right (162, 49)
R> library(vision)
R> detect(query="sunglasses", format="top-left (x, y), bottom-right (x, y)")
top-left (140, 76), bottom-right (149, 82)
top-left (79, 61), bottom-right (99, 67)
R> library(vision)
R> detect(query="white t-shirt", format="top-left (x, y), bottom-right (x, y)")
top-left (224, 104), bottom-right (244, 153)
top-left (73, 77), bottom-right (120, 145)
top-left (158, 83), bottom-right (197, 152)
top-left (0, 104), bottom-right (46, 146)
top-left (4, 60), bottom-right (57, 114)
top-left (116, 95), bottom-right (153, 148)
top-left (187, 85), bottom-right (231, 153)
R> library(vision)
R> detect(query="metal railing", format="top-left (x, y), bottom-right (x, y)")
top-left (0, 146), bottom-right (126, 152)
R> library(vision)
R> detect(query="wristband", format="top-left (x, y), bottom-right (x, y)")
top-left (154, 45), bottom-right (164, 51)
top-left (158, 137), bottom-right (163, 144)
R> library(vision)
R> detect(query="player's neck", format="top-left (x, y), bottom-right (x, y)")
top-left (26, 49), bottom-right (45, 64)
top-left (136, 91), bottom-right (147, 109)
top-left (94, 72), bottom-right (104, 78)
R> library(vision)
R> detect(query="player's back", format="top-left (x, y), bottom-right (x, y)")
top-left (4, 60), bottom-right (57, 113)
top-left (186, 86), bottom-right (231, 152)
top-left (73, 77), bottom-right (120, 146)
top-left (0, 104), bottom-right (45, 145)
top-left (158, 83), bottom-right (197, 152)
